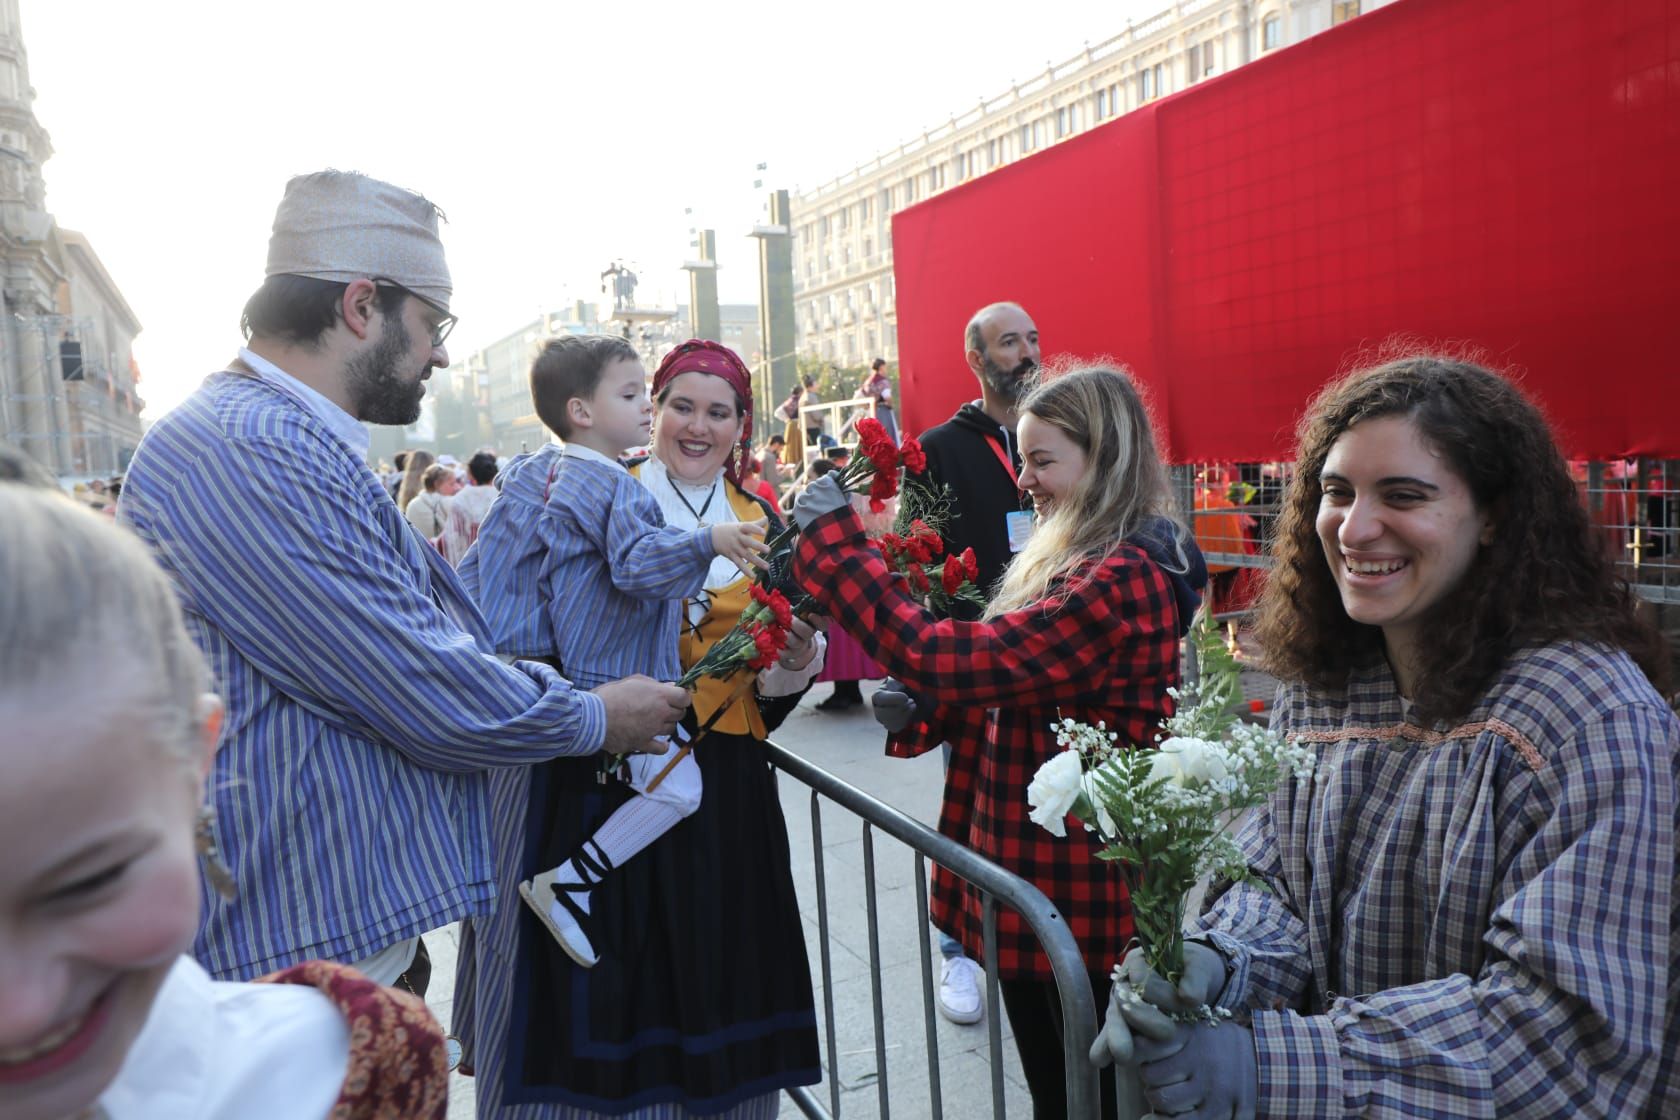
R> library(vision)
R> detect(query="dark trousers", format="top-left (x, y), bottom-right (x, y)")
top-left (998, 969), bottom-right (1118, 1120)
top-left (395, 936), bottom-right (431, 999)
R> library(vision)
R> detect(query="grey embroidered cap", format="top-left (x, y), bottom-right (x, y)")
top-left (264, 170), bottom-right (452, 311)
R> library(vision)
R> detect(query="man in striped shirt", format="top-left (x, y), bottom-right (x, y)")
top-left (119, 170), bottom-right (687, 985)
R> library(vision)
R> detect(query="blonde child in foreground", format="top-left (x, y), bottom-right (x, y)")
top-left (0, 468), bottom-right (446, 1120)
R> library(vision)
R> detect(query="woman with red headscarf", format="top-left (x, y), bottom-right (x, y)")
top-left (454, 341), bottom-right (826, 1120)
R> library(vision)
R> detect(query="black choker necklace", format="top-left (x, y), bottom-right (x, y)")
top-left (669, 476), bottom-right (718, 527)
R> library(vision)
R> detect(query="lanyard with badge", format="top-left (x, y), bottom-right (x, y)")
top-left (986, 429), bottom-right (1035, 552)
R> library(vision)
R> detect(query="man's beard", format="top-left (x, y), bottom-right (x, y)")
top-left (981, 354), bottom-right (1037, 405)
top-left (346, 315), bottom-right (427, 426)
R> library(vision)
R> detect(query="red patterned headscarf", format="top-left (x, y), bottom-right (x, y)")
top-left (651, 339), bottom-right (755, 485)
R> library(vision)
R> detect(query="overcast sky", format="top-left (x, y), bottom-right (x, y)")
top-left (25, 0), bottom-right (1154, 417)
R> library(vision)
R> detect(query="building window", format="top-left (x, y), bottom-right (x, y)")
top-left (863, 236), bottom-right (873, 258)
top-left (987, 138), bottom-right (998, 167)
top-left (1332, 1), bottom-right (1360, 24)
top-left (1019, 123), bottom-right (1033, 152)
top-left (904, 177), bottom-right (917, 203)
top-left (1188, 43), bottom-right (1201, 82)
top-left (1262, 15), bottom-right (1281, 49)
top-left (859, 197), bottom-right (871, 222)
top-left (819, 215), bottom-right (830, 235)
top-left (1055, 107), bottom-right (1068, 137)
top-left (843, 244), bottom-right (852, 265)
top-left (1202, 39), bottom-right (1217, 76)
top-left (1140, 63), bottom-right (1163, 101)
top-left (838, 207), bottom-right (848, 230)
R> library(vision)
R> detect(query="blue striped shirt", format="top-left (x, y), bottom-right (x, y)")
top-left (460, 443), bottom-right (713, 686)
top-left (119, 368), bottom-right (606, 980)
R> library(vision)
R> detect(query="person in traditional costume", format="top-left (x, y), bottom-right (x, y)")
top-left (1098, 356), bottom-right (1679, 1120)
top-left (0, 480), bottom-right (448, 1120)
top-left (454, 339), bottom-right (826, 1119)
top-left (461, 333), bottom-right (770, 969)
top-left (791, 366), bottom-right (1207, 1120)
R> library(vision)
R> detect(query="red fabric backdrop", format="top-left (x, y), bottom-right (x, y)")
top-left (892, 0), bottom-right (1680, 460)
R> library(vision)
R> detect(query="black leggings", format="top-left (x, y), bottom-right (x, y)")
top-left (998, 969), bottom-right (1118, 1120)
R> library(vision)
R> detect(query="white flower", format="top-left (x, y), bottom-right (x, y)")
top-left (1028, 749), bottom-right (1085, 837)
top-left (1149, 737), bottom-right (1229, 787)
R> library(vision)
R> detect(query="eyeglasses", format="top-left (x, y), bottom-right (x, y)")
top-left (371, 277), bottom-right (456, 348)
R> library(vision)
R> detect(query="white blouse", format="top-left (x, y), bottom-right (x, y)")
top-left (97, 956), bottom-right (347, 1120)
top-left (638, 456), bottom-right (825, 695)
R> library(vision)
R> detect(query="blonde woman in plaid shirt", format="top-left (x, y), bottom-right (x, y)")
top-left (1098, 355), bottom-right (1677, 1118)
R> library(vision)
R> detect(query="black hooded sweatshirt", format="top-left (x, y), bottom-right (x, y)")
top-left (914, 402), bottom-right (1026, 617)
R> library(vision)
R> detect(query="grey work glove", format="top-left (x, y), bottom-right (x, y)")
top-left (1089, 943), bottom-right (1228, 1068)
top-left (870, 677), bottom-right (927, 734)
top-left (1127, 1017), bottom-right (1257, 1120)
top-left (790, 473), bottom-right (851, 530)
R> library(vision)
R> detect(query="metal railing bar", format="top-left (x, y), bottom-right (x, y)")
top-left (862, 823), bottom-right (891, 1119)
top-left (784, 1085), bottom-right (833, 1119)
top-left (914, 852), bottom-right (944, 1120)
top-left (768, 740), bottom-right (1100, 1120)
top-left (982, 895), bottom-right (1006, 1120)
top-left (809, 791), bottom-right (841, 1118)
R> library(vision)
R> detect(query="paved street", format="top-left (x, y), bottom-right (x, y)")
top-left (426, 679), bottom-right (1033, 1119)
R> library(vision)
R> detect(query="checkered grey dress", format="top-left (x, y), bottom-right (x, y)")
top-left (1193, 641), bottom-right (1678, 1118)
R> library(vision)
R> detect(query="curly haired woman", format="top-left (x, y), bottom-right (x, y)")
top-left (1099, 356), bottom-right (1678, 1119)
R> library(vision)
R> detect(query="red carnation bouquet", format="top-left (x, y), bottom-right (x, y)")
top-left (645, 585), bottom-right (797, 792)
top-left (677, 584), bottom-right (796, 685)
top-left (875, 519), bottom-right (986, 613)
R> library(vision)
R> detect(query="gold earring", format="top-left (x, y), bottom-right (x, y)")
top-left (195, 805), bottom-right (238, 902)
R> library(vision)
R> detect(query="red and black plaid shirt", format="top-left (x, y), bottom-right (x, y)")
top-left (795, 507), bottom-right (1183, 980)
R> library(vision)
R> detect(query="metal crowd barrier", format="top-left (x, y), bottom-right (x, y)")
top-left (762, 739), bottom-right (1104, 1120)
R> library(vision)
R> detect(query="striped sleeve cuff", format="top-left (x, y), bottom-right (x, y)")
top-left (1197, 930), bottom-right (1251, 1009)
top-left (571, 688), bottom-right (608, 755)
top-left (1253, 1009), bottom-right (1344, 1120)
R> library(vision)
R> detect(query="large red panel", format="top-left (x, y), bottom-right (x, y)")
top-left (891, 0), bottom-right (1680, 459)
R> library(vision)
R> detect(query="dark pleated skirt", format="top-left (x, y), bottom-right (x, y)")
top-left (501, 732), bottom-right (820, 1115)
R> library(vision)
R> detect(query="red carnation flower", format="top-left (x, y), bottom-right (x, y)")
top-left (854, 417), bottom-right (887, 445)
top-left (907, 564), bottom-right (930, 594)
top-left (869, 471), bottom-right (898, 502)
top-left (767, 589), bottom-right (793, 629)
top-left (899, 437), bottom-right (927, 474)
top-left (907, 537), bottom-right (932, 564)
top-left (869, 498), bottom-right (886, 514)
top-left (961, 547), bottom-right (979, 581)
top-left (942, 556), bottom-right (963, 595)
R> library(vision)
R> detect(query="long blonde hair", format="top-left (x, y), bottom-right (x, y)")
top-left (985, 365), bottom-right (1181, 617)
top-left (0, 484), bottom-right (211, 764)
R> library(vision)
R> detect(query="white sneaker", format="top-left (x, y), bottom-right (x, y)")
top-left (937, 956), bottom-right (985, 1025)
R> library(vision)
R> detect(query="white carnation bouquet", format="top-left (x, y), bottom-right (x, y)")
top-left (1026, 611), bottom-right (1315, 986)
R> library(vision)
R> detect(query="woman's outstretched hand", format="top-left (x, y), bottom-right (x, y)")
top-left (791, 475), bottom-right (850, 530)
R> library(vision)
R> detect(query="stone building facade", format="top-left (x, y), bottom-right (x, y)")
top-left (0, 0), bottom-right (144, 475)
top-left (792, 0), bottom-right (1384, 366)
